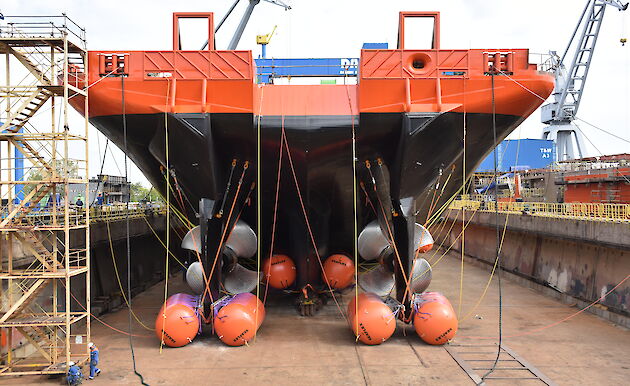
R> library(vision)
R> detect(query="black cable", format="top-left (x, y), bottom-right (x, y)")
top-left (122, 76), bottom-right (150, 386)
top-left (482, 72), bottom-right (503, 380)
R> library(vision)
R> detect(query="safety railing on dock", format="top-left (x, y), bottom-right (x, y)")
top-left (0, 204), bottom-right (166, 227)
top-left (450, 199), bottom-right (630, 222)
top-left (0, 205), bottom-right (166, 229)
top-left (89, 204), bottom-right (167, 223)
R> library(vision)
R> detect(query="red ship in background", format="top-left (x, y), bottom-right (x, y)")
top-left (69, 10), bottom-right (554, 322)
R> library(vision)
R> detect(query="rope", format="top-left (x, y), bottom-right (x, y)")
top-left (459, 211), bottom-right (510, 323)
top-left (105, 221), bottom-right (153, 331)
top-left (497, 70), bottom-right (547, 102)
top-left (461, 274), bottom-right (630, 340)
top-left (458, 100), bottom-right (526, 324)
top-left (424, 206), bottom-right (479, 275)
top-left (458, 77), bottom-right (468, 317)
top-left (60, 280), bottom-right (152, 338)
top-left (263, 111), bottom-right (283, 305)
top-left (424, 183), bottom-right (465, 230)
top-left (26, 66), bottom-right (121, 122)
top-left (423, 166), bottom-right (455, 229)
top-left (159, 78), bottom-right (171, 355)
top-left (368, 161), bottom-right (413, 305)
top-left (199, 163), bottom-right (248, 308)
top-left (345, 70), bottom-right (360, 341)
top-left (142, 217), bottom-right (188, 270)
top-left (279, 125), bottom-right (348, 323)
top-left (121, 76), bottom-right (149, 385)
top-left (163, 174), bottom-right (195, 229)
top-left (255, 84), bottom-right (264, 341)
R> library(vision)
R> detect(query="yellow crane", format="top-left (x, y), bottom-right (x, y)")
top-left (256, 25), bottom-right (277, 58)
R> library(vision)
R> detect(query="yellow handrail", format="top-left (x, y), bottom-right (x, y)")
top-left (89, 205), bottom-right (167, 223)
top-left (450, 198), bottom-right (630, 222)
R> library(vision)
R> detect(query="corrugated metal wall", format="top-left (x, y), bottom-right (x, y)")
top-left (477, 139), bottom-right (554, 172)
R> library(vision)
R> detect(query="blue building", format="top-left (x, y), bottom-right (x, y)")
top-left (476, 139), bottom-right (554, 172)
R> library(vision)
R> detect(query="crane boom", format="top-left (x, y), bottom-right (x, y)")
top-left (201, 0), bottom-right (291, 50)
top-left (541, 0), bottom-right (628, 161)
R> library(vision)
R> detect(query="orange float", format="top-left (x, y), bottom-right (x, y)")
top-left (214, 293), bottom-right (266, 346)
top-left (262, 254), bottom-right (297, 289)
top-left (347, 292), bottom-right (396, 345)
top-left (155, 293), bottom-right (200, 348)
top-left (412, 292), bottom-right (458, 345)
top-left (322, 254), bottom-right (355, 289)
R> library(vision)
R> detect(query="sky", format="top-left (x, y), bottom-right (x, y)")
top-left (2, 0), bottom-right (629, 186)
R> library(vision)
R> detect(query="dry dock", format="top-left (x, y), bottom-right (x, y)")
top-left (5, 251), bottom-right (628, 385)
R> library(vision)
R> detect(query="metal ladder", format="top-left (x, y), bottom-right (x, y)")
top-left (445, 343), bottom-right (557, 385)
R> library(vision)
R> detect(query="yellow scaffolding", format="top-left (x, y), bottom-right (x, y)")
top-left (0, 15), bottom-right (90, 375)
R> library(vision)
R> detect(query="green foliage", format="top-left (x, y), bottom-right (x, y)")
top-left (130, 182), bottom-right (162, 202)
top-left (22, 160), bottom-right (79, 197)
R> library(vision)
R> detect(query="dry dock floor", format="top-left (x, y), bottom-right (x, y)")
top-left (6, 251), bottom-right (629, 385)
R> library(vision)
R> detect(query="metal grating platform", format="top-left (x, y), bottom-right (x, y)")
top-left (445, 343), bottom-right (557, 385)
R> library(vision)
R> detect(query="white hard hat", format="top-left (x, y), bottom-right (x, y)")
top-left (88, 342), bottom-right (94, 348)
top-left (69, 361), bottom-right (75, 366)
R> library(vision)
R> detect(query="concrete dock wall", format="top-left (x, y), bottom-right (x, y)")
top-left (434, 211), bottom-right (630, 325)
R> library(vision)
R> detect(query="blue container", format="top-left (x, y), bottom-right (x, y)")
top-left (255, 58), bottom-right (359, 83)
top-left (476, 139), bottom-right (554, 172)
top-left (362, 42), bottom-right (388, 49)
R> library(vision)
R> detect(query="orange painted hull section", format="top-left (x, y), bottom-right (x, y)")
top-left (74, 63), bottom-right (551, 119)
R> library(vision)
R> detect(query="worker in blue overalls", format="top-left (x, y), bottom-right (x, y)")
top-left (88, 342), bottom-right (101, 380)
top-left (66, 361), bottom-right (83, 385)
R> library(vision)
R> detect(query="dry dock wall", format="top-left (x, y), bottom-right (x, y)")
top-left (434, 211), bottom-right (630, 327)
top-left (1, 214), bottom-right (186, 317)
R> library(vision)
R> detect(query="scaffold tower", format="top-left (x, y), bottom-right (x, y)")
top-left (0, 15), bottom-right (90, 375)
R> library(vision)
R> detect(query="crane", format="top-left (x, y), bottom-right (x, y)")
top-left (256, 25), bottom-right (277, 58)
top-left (541, 0), bottom-right (628, 161)
top-left (201, 0), bottom-right (290, 50)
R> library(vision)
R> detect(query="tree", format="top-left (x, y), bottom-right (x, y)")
top-left (22, 160), bottom-right (79, 197)
top-left (130, 182), bottom-right (162, 202)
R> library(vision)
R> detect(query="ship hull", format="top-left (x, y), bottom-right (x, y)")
top-left (90, 110), bottom-right (521, 287)
top-left (71, 11), bottom-right (555, 310)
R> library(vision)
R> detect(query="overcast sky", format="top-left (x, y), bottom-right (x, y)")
top-left (3, 0), bottom-right (629, 185)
